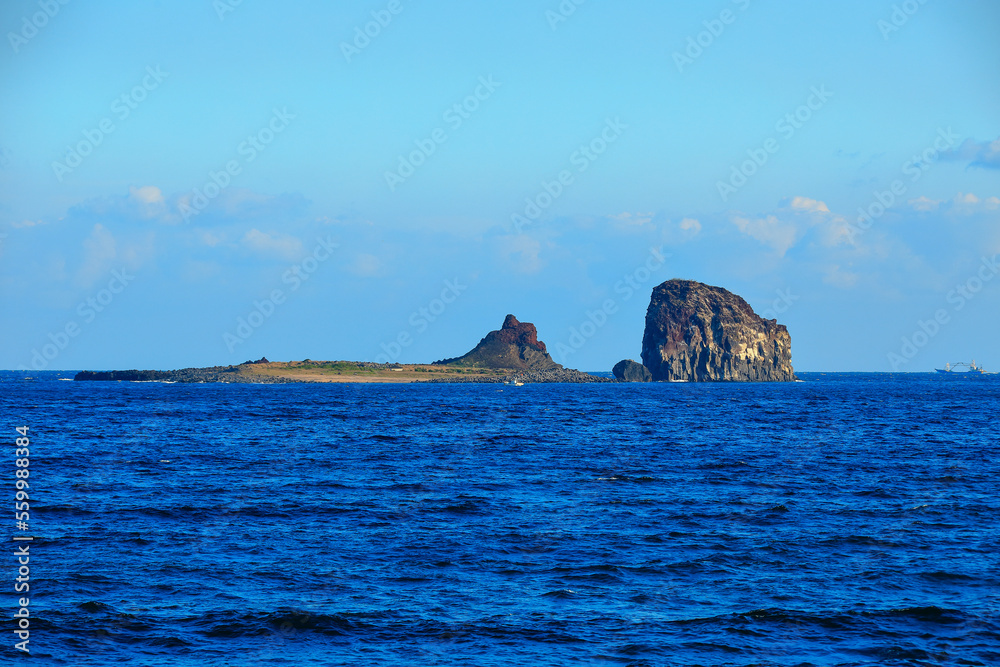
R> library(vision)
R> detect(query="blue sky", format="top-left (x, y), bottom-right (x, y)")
top-left (1, 0), bottom-right (998, 372)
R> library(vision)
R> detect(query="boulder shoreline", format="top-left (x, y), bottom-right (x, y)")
top-left (73, 361), bottom-right (612, 384)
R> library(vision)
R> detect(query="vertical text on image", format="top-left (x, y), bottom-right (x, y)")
top-left (12, 425), bottom-right (33, 654)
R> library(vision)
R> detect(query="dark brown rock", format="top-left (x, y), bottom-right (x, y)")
top-left (641, 279), bottom-right (795, 382)
top-left (612, 359), bottom-right (652, 382)
top-left (434, 314), bottom-right (563, 370)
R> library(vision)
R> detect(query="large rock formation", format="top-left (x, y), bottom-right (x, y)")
top-left (641, 279), bottom-right (795, 382)
top-left (612, 359), bottom-right (652, 382)
top-left (435, 314), bottom-right (563, 370)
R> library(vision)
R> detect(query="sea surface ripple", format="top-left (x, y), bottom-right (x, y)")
top-left (3, 372), bottom-right (999, 665)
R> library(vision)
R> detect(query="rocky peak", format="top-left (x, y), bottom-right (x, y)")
top-left (641, 279), bottom-right (795, 382)
top-left (435, 315), bottom-right (561, 370)
top-left (241, 356), bottom-right (269, 365)
top-left (495, 313), bottom-right (547, 353)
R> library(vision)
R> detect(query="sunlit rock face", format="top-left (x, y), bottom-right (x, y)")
top-left (641, 280), bottom-right (796, 382)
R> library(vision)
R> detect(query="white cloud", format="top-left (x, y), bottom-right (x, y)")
top-left (241, 229), bottom-right (303, 260)
top-left (787, 196), bottom-right (830, 214)
top-left (942, 137), bottom-right (1000, 169)
top-left (817, 215), bottom-right (856, 247)
top-left (495, 234), bottom-right (543, 274)
top-left (610, 211), bottom-right (654, 227)
top-left (11, 219), bottom-right (46, 228)
top-left (909, 196), bottom-right (941, 212)
top-left (679, 217), bottom-right (702, 235)
top-left (347, 253), bottom-right (381, 277)
top-left (167, 188), bottom-right (309, 226)
top-left (125, 185), bottom-right (168, 221)
top-left (129, 185), bottom-right (163, 205)
top-left (76, 224), bottom-right (117, 288)
top-left (732, 215), bottom-right (797, 256)
top-left (199, 231), bottom-right (225, 247)
top-left (221, 189), bottom-right (272, 212)
top-left (949, 192), bottom-right (1000, 214)
top-left (822, 264), bottom-right (859, 288)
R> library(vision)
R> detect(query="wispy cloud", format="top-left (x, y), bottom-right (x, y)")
top-left (732, 214), bottom-right (798, 256)
top-left (240, 229), bottom-right (304, 260)
top-left (908, 196), bottom-right (941, 212)
top-left (787, 196), bottom-right (830, 214)
top-left (908, 192), bottom-right (1000, 215)
top-left (822, 264), bottom-right (860, 288)
top-left (679, 217), bottom-right (701, 235)
top-left (729, 196), bottom-right (833, 255)
top-left (76, 224), bottom-right (118, 288)
top-left (130, 185), bottom-right (164, 205)
top-left (941, 137), bottom-right (1000, 170)
top-left (347, 253), bottom-right (382, 277)
top-left (495, 233), bottom-right (544, 274)
top-left (610, 211), bottom-right (654, 228)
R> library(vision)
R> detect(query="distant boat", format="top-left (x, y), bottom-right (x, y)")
top-left (935, 360), bottom-right (994, 375)
top-left (505, 376), bottom-right (525, 386)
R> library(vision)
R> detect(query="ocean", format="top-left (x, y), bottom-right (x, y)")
top-left (3, 372), bottom-right (998, 665)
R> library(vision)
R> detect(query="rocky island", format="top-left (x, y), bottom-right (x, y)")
top-left (432, 314), bottom-right (609, 383)
top-left (74, 316), bottom-right (609, 384)
top-left (73, 288), bottom-right (795, 385)
top-left (639, 279), bottom-right (796, 382)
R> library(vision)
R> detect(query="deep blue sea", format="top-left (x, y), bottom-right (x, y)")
top-left (2, 372), bottom-right (999, 666)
